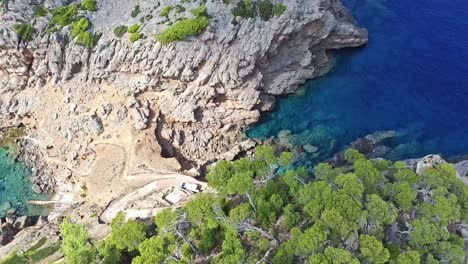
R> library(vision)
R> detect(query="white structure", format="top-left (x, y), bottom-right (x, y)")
top-left (180, 182), bottom-right (200, 193)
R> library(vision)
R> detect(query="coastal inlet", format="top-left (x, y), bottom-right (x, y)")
top-left (0, 128), bottom-right (47, 216)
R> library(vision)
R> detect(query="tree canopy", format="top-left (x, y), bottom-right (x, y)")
top-left (53, 146), bottom-right (467, 264)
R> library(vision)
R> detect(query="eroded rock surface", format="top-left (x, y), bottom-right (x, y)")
top-left (0, 1), bottom-right (367, 251)
top-left (1, 0), bottom-right (367, 171)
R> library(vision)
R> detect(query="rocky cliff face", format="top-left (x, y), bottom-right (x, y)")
top-left (0, 0), bottom-right (367, 172)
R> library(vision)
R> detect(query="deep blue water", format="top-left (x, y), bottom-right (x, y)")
top-left (248, 0), bottom-right (468, 161)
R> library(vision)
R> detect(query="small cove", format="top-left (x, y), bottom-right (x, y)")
top-left (0, 128), bottom-right (46, 216)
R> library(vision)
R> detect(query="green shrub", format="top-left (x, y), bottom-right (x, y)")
top-left (156, 16), bottom-right (208, 44)
top-left (81, 0), bottom-right (97, 11)
top-left (60, 218), bottom-right (97, 264)
top-left (232, 0), bottom-right (283, 20)
top-left (156, 5), bottom-right (209, 44)
top-left (114, 25), bottom-right (128, 38)
top-left (70, 18), bottom-right (95, 48)
top-left (27, 238), bottom-right (47, 252)
top-left (231, 16), bottom-right (238, 25)
top-left (131, 5), bottom-right (140, 17)
top-left (0, 239), bottom-right (51, 264)
top-left (34, 5), bottom-right (48, 17)
top-left (71, 18), bottom-right (90, 37)
top-left (51, 4), bottom-right (78, 27)
top-left (108, 212), bottom-right (147, 251)
top-left (0, 253), bottom-right (27, 264)
top-left (14, 23), bottom-right (34, 41)
top-left (174, 4), bottom-right (185, 14)
top-left (159, 5), bottom-right (173, 17)
top-left (0, 244), bottom-right (60, 264)
top-left (129, 32), bottom-right (142, 42)
top-left (189, 5), bottom-right (207, 17)
top-left (75, 31), bottom-right (95, 47)
top-left (258, 0), bottom-right (273, 21)
top-left (232, 0), bottom-right (256, 18)
top-left (273, 3), bottom-right (286, 16)
top-left (26, 245), bottom-right (60, 263)
top-left (127, 24), bottom-right (140, 33)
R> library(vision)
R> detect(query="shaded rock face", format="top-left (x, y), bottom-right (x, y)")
top-left (0, 215), bottom-right (39, 245)
top-left (0, 0), bottom-right (367, 165)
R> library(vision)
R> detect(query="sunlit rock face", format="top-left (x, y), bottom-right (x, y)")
top-left (0, 0), bottom-right (367, 166)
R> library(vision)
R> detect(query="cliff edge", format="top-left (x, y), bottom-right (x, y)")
top-left (0, 0), bottom-right (367, 254)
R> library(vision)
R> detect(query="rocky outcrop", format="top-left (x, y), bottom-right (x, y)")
top-left (0, 0), bottom-right (367, 169)
top-left (454, 160), bottom-right (468, 178)
top-left (0, 215), bottom-right (40, 245)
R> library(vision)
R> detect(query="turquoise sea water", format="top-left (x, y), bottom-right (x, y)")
top-left (248, 0), bottom-right (468, 162)
top-left (0, 148), bottom-right (45, 216)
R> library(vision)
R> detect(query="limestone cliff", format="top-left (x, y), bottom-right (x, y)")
top-left (0, 0), bottom-right (367, 218)
top-left (0, 0), bottom-right (368, 253)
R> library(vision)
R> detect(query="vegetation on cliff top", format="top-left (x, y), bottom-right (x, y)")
top-left (14, 23), bottom-right (35, 41)
top-left (42, 2), bottom-right (98, 47)
top-left (113, 25), bottom-right (128, 38)
top-left (50, 4), bottom-right (79, 27)
top-left (232, 0), bottom-right (287, 21)
top-left (156, 5), bottom-right (209, 45)
top-left (131, 5), bottom-right (141, 18)
top-left (81, 0), bottom-right (97, 12)
top-left (34, 5), bottom-right (48, 18)
top-left (51, 146), bottom-right (466, 263)
top-left (160, 5), bottom-right (173, 17)
top-left (70, 18), bottom-right (96, 48)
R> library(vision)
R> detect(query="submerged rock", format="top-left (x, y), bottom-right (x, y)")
top-left (351, 138), bottom-right (374, 156)
top-left (369, 145), bottom-right (392, 159)
top-left (365, 130), bottom-right (399, 144)
top-left (303, 144), bottom-right (319, 154)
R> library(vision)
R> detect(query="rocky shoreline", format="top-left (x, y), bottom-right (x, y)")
top-left (0, 0), bottom-right (371, 255)
top-left (1, 0), bottom-right (367, 167)
top-left (0, 127), bottom-right (55, 201)
top-left (17, 137), bottom-right (56, 196)
top-left (1, 0), bottom-right (367, 205)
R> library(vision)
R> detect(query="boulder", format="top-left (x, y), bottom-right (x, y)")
top-left (220, 146), bottom-right (241, 161)
top-left (13, 216), bottom-right (31, 230)
top-left (454, 160), bottom-right (468, 178)
top-left (461, 226), bottom-right (468, 239)
top-left (415, 154), bottom-right (446, 175)
top-left (351, 138), bottom-right (374, 156)
top-left (277, 130), bottom-right (293, 147)
top-left (32, 183), bottom-right (42, 194)
top-left (369, 145), bottom-right (392, 158)
top-left (35, 216), bottom-right (48, 227)
top-left (365, 130), bottom-right (399, 144)
top-left (345, 231), bottom-right (359, 252)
